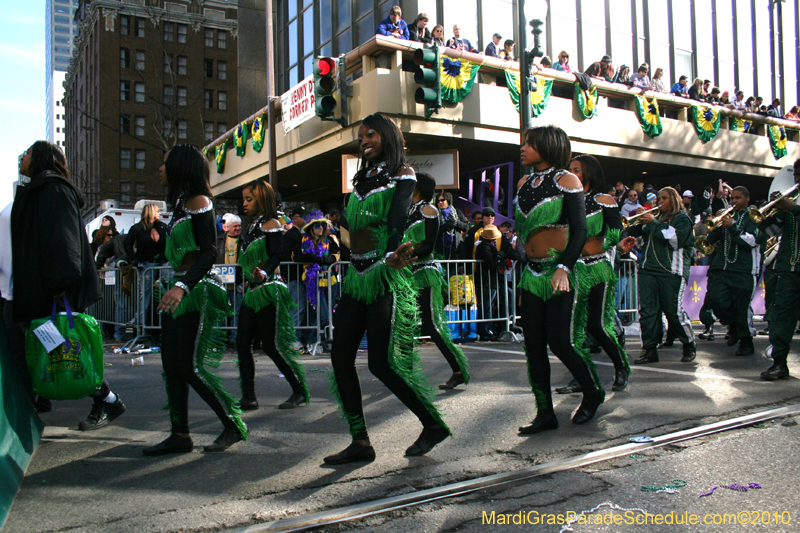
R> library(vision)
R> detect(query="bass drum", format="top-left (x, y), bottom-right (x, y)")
top-left (769, 165), bottom-right (796, 196)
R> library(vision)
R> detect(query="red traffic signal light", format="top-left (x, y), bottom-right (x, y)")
top-left (315, 57), bottom-right (336, 77)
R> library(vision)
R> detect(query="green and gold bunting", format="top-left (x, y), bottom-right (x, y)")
top-left (215, 139), bottom-right (228, 173)
top-left (233, 121), bottom-right (249, 157)
top-left (505, 70), bottom-right (553, 118)
top-left (251, 113), bottom-right (266, 152)
top-left (440, 57), bottom-right (481, 103)
top-left (202, 147), bottom-right (209, 159)
top-left (729, 117), bottom-right (752, 133)
top-left (633, 95), bottom-right (662, 137)
top-left (690, 105), bottom-right (721, 142)
top-left (574, 84), bottom-right (598, 119)
top-left (768, 125), bottom-right (788, 160)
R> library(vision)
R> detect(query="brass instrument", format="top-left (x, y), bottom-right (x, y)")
top-left (695, 236), bottom-right (715, 255)
top-left (749, 184), bottom-right (800, 223)
top-left (703, 206), bottom-right (735, 231)
top-left (622, 206), bottom-right (660, 228)
top-left (765, 236), bottom-right (780, 256)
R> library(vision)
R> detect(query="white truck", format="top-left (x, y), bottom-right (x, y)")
top-left (84, 199), bottom-right (172, 239)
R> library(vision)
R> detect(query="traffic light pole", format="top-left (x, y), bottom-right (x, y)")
top-left (518, 2), bottom-right (532, 142)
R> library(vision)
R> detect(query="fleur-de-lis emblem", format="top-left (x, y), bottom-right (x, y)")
top-left (759, 277), bottom-right (766, 298)
top-left (689, 280), bottom-right (703, 302)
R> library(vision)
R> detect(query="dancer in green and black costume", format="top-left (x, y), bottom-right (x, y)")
top-left (515, 125), bottom-right (605, 436)
top-left (628, 187), bottom-right (697, 365)
top-left (757, 159), bottom-right (800, 380)
top-left (555, 155), bottom-right (636, 395)
top-left (704, 186), bottom-right (765, 357)
top-left (403, 172), bottom-right (470, 390)
top-left (236, 179), bottom-right (309, 411)
top-left (143, 144), bottom-right (245, 456)
top-left (324, 114), bottom-right (449, 465)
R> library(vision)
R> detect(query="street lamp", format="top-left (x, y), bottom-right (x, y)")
top-left (518, 0), bottom-right (548, 139)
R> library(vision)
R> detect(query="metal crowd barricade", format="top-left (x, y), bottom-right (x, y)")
top-left (617, 258), bottom-right (639, 324)
top-left (87, 265), bottom-right (141, 345)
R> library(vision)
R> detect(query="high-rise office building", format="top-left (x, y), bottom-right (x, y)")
top-left (46, 0), bottom-right (80, 148)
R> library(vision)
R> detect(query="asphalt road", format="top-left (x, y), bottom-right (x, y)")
top-left (5, 325), bottom-right (800, 533)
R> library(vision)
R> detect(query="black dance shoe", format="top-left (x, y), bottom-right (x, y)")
top-left (279, 392), bottom-right (307, 409)
top-left (572, 389), bottom-right (605, 424)
top-left (555, 379), bottom-right (582, 394)
top-left (634, 348), bottom-right (659, 364)
top-left (323, 440), bottom-right (376, 465)
top-left (405, 425), bottom-right (450, 456)
top-left (658, 334), bottom-right (675, 348)
top-left (736, 338), bottom-right (755, 357)
top-left (726, 326), bottom-right (739, 346)
top-left (439, 372), bottom-right (465, 390)
top-left (760, 364), bottom-right (790, 381)
top-left (239, 397), bottom-right (259, 411)
top-left (203, 427), bottom-right (244, 452)
top-left (143, 434), bottom-right (194, 456)
top-left (612, 369), bottom-right (629, 391)
top-left (698, 324), bottom-right (715, 341)
top-left (681, 342), bottom-right (697, 363)
top-left (518, 410), bottom-right (559, 435)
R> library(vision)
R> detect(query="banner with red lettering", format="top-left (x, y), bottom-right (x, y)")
top-left (280, 75), bottom-right (316, 134)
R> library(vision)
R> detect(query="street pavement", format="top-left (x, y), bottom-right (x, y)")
top-left (4, 324), bottom-right (800, 533)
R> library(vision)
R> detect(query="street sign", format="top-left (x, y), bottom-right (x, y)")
top-left (280, 74), bottom-right (316, 134)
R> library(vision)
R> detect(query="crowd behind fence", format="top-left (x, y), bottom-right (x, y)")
top-left (88, 258), bottom-right (641, 351)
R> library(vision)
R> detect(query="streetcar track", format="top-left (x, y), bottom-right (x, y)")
top-left (223, 404), bottom-right (800, 533)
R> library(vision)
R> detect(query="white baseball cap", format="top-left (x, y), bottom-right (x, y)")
top-left (682, 190), bottom-right (694, 198)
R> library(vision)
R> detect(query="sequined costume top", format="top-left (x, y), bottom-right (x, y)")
top-left (582, 192), bottom-right (624, 266)
top-left (238, 215), bottom-right (283, 284)
top-left (165, 195), bottom-right (218, 289)
top-left (403, 199), bottom-right (440, 277)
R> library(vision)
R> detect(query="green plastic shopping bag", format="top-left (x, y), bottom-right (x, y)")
top-left (25, 297), bottom-right (104, 400)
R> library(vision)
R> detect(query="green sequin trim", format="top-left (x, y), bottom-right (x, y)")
top-left (515, 196), bottom-right (564, 242)
top-left (165, 219), bottom-right (198, 270)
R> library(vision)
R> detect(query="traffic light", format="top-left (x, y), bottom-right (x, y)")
top-left (314, 57), bottom-right (337, 117)
top-left (413, 44), bottom-right (442, 118)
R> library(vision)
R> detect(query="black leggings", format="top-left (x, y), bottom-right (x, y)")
top-left (419, 287), bottom-right (461, 374)
top-left (585, 282), bottom-right (628, 374)
top-left (161, 311), bottom-right (238, 435)
top-left (331, 291), bottom-right (438, 440)
top-left (521, 289), bottom-right (599, 411)
top-left (236, 302), bottom-right (303, 398)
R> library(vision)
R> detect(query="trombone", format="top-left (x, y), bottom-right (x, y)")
top-left (749, 184), bottom-right (800, 223)
top-left (695, 236), bottom-right (715, 255)
top-left (622, 206), bottom-right (660, 227)
top-left (703, 206), bottom-right (735, 231)
top-left (765, 236), bottom-right (780, 256)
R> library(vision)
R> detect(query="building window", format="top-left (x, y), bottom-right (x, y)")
top-left (134, 82), bottom-right (145, 102)
top-left (135, 116), bottom-right (146, 136)
top-left (163, 85), bottom-right (173, 105)
top-left (120, 81), bottom-right (131, 100)
top-left (163, 53), bottom-right (173, 73)
top-left (177, 24), bottom-right (187, 43)
top-left (55, 36), bottom-right (70, 44)
top-left (177, 86), bottom-right (187, 106)
top-left (136, 183), bottom-right (147, 195)
top-left (120, 182), bottom-right (131, 202)
top-left (217, 123), bottom-right (227, 136)
top-left (204, 59), bottom-right (213, 77)
top-left (177, 120), bottom-right (187, 139)
top-left (135, 150), bottom-right (146, 170)
top-left (162, 118), bottom-right (173, 139)
top-left (120, 48), bottom-right (130, 68)
top-left (204, 121), bottom-right (214, 141)
top-left (136, 18), bottom-right (145, 37)
top-left (120, 149), bottom-right (131, 169)
top-left (217, 30), bottom-right (227, 49)
top-left (135, 50), bottom-right (145, 70)
top-left (218, 91), bottom-right (227, 110)
top-left (120, 15), bottom-right (130, 35)
top-left (204, 28), bottom-right (213, 47)
top-left (119, 115), bottom-right (131, 134)
top-left (204, 89), bottom-right (213, 108)
top-left (163, 22), bottom-right (174, 42)
top-left (177, 56), bottom-right (187, 75)
top-left (218, 60), bottom-right (227, 80)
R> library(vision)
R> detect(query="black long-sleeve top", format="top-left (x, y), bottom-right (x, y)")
top-left (123, 220), bottom-right (167, 264)
top-left (168, 197), bottom-right (217, 291)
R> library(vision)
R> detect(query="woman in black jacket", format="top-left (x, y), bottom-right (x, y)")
top-left (11, 140), bottom-right (126, 430)
top-left (124, 203), bottom-right (167, 329)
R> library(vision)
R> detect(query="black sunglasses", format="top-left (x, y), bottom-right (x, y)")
top-left (437, 198), bottom-right (446, 202)
top-left (312, 222), bottom-right (325, 229)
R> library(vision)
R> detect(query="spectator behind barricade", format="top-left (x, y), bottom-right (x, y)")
top-left (499, 39), bottom-right (515, 61)
top-left (784, 106), bottom-right (799, 121)
top-left (671, 75), bottom-right (689, 97)
top-left (409, 13), bottom-right (432, 44)
top-left (620, 190), bottom-right (643, 218)
top-left (447, 24), bottom-right (479, 53)
top-left (553, 50), bottom-right (571, 72)
top-left (732, 90), bottom-right (747, 111)
top-left (753, 96), bottom-right (765, 114)
top-left (745, 96), bottom-right (756, 112)
top-left (719, 90), bottom-right (733, 108)
top-left (96, 230), bottom-right (133, 341)
top-left (474, 224), bottom-right (520, 341)
top-left (431, 24), bottom-right (445, 46)
top-left (484, 32), bottom-right (502, 58)
top-left (12, 140), bottom-right (125, 430)
top-left (376, 5), bottom-right (409, 40)
top-left (643, 191), bottom-right (657, 210)
top-left (585, 54), bottom-right (612, 78)
top-left (767, 98), bottom-right (782, 117)
top-left (281, 205), bottom-right (306, 346)
top-left (539, 55), bottom-right (552, 68)
top-left (614, 181), bottom-right (629, 207)
top-left (326, 207), bottom-right (341, 235)
top-left (295, 211), bottom-right (340, 354)
top-left (91, 215), bottom-right (119, 255)
top-left (469, 210), bottom-right (482, 228)
top-left (652, 68), bottom-right (667, 93)
top-left (699, 186), bottom-right (714, 218)
top-left (435, 191), bottom-right (468, 260)
top-left (215, 213), bottom-right (242, 349)
top-left (630, 63), bottom-right (653, 90)
top-left (712, 180), bottom-right (730, 213)
top-left (615, 64), bottom-right (632, 86)
top-left (688, 77), bottom-right (704, 101)
top-left (702, 79), bottom-right (712, 99)
top-left (465, 206), bottom-right (494, 259)
top-left (682, 190), bottom-right (700, 222)
top-left (707, 87), bottom-right (721, 104)
top-left (92, 226), bottom-right (113, 257)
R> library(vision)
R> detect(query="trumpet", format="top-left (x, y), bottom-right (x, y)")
top-left (622, 206), bottom-right (660, 227)
top-left (749, 184), bottom-right (800, 223)
top-left (703, 206), bottom-right (735, 231)
top-left (765, 236), bottom-right (780, 256)
top-left (695, 236), bottom-right (715, 255)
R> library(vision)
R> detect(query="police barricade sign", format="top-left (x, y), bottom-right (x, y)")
top-left (215, 265), bottom-right (236, 284)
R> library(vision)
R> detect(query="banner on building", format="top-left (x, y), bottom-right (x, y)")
top-left (281, 75), bottom-right (316, 134)
top-left (341, 150), bottom-right (459, 193)
top-left (505, 71), bottom-right (553, 118)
